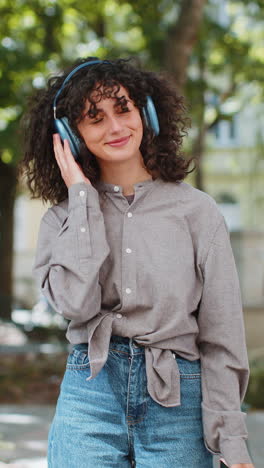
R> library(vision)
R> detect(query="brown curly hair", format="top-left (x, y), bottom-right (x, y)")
top-left (19, 56), bottom-right (196, 204)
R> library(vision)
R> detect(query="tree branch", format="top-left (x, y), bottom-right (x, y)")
top-left (164, 0), bottom-right (207, 92)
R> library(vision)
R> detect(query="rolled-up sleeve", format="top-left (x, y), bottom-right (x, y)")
top-left (197, 217), bottom-right (252, 466)
top-left (33, 182), bottom-right (110, 322)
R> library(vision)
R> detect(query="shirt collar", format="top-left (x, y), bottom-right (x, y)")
top-left (93, 176), bottom-right (161, 193)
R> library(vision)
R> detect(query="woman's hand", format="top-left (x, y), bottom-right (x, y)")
top-left (53, 134), bottom-right (91, 188)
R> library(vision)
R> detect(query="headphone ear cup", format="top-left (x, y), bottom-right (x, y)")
top-left (54, 117), bottom-right (81, 159)
top-left (142, 96), bottom-right (160, 136)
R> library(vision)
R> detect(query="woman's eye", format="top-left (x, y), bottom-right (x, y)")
top-left (91, 118), bottom-right (103, 124)
top-left (118, 108), bottom-right (130, 114)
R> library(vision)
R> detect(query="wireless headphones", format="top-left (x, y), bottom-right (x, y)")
top-left (53, 59), bottom-right (160, 159)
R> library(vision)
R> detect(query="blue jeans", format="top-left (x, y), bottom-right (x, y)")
top-left (48, 335), bottom-right (213, 467)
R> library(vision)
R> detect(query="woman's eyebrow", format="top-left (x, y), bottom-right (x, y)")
top-left (85, 107), bottom-right (103, 117)
top-left (85, 97), bottom-right (131, 116)
top-left (114, 98), bottom-right (131, 107)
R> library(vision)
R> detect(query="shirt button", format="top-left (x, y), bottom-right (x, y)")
top-left (125, 288), bottom-right (132, 294)
top-left (127, 212), bottom-right (132, 218)
top-left (114, 186), bottom-right (119, 192)
top-left (126, 248), bottom-right (132, 253)
top-left (80, 227), bottom-right (86, 233)
top-left (116, 313), bottom-right (123, 319)
top-left (79, 190), bottom-right (85, 197)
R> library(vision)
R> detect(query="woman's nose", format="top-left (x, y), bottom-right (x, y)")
top-left (108, 115), bottom-right (123, 132)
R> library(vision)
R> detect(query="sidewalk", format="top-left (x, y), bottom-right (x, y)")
top-left (0, 405), bottom-right (263, 467)
top-left (0, 406), bottom-right (53, 467)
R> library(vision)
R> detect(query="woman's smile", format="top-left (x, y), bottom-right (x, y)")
top-left (106, 135), bottom-right (131, 147)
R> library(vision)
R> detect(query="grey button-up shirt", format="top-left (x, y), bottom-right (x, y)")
top-left (33, 177), bottom-right (252, 466)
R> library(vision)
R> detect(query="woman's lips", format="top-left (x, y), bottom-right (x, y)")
top-left (106, 136), bottom-right (130, 147)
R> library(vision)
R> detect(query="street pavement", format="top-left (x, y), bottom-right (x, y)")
top-left (0, 405), bottom-right (263, 467)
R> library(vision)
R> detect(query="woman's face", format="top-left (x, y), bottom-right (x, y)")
top-left (77, 85), bottom-right (143, 164)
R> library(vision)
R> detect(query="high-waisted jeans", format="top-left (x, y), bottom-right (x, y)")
top-left (47, 335), bottom-right (214, 467)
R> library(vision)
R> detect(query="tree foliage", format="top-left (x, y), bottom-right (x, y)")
top-left (1, 0), bottom-right (263, 167)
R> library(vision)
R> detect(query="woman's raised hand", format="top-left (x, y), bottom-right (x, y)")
top-left (53, 134), bottom-right (91, 188)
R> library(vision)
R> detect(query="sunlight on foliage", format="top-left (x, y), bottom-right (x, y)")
top-left (77, 40), bottom-right (103, 57)
top-left (210, 50), bottom-right (224, 65)
top-left (1, 149), bottom-right (13, 164)
top-left (0, 107), bottom-right (22, 130)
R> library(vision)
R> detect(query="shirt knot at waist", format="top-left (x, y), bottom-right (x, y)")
top-left (144, 346), bottom-right (181, 407)
top-left (85, 314), bottom-right (181, 408)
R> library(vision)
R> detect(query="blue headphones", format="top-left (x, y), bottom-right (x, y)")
top-left (53, 60), bottom-right (160, 159)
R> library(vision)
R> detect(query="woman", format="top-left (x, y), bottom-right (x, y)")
top-left (20, 57), bottom-right (254, 468)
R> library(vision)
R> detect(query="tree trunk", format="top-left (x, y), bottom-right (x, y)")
top-left (193, 122), bottom-right (206, 191)
top-left (164, 0), bottom-right (207, 93)
top-left (192, 50), bottom-right (207, 191)
top-left (163, 0), bottom-right (207, 190)
top-left (0, 160), bottom-right (17, 321)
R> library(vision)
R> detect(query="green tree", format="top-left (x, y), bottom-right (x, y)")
top-left (0, 1), bottom-right (73, 318)
top-left (120, 0), bottom-right (264, 189)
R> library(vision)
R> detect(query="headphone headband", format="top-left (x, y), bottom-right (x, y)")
top-left (53, 60), bottom-right (109, 117)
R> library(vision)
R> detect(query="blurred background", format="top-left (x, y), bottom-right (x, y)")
top-left (0, 0), bottom-right (263, 466)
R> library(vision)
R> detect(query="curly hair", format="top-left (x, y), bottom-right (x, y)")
top-left (19, 56), bottom-right (196, 204)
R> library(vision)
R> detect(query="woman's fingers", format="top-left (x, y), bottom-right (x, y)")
top-left (53, 133), bottom-right (91, 188)
top-left (63, 138), bottom-right (76, 165)
top-left (53, 134), bottom-right (67, 171)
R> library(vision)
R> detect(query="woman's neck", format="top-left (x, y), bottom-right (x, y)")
top-left (100, 166), bottom-right (153, 196)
